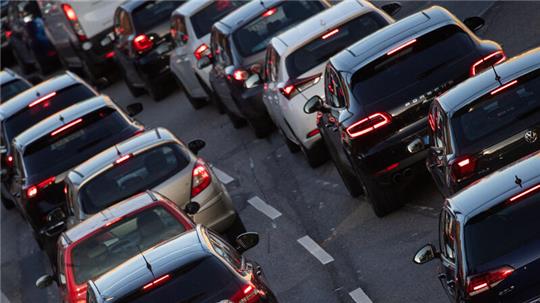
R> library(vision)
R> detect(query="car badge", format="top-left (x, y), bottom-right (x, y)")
top-left (524, 129), bottom-right (538, 144)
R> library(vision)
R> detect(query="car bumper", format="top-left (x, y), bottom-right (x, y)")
top-left (191, 174), bottom-right (236, 233)
top-left (170, 51), bottom-right (207, 98)
top-left (234, 86), bottom-right (271, 121)
top-left (137, 45), bottom-right (175, 83)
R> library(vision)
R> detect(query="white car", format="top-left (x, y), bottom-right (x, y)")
top-left (170, 0), bottom-right (244, 109)
top-left (262, 0), bottom-right (399, 167)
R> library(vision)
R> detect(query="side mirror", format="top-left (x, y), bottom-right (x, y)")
top-left (187, 139), bottom-right (206, 154)
top-left (126, 103), bottom-right (143, 117)
top-left (413, 244), bottom-right (439, 264)
top-left (236, 232), bottom-right (259, 253)
top-left (197, 56), bottom-right (212, 69)
top-left (381, 2), bottom-right (402, 16)
top-left (47, 208), bottom-right (66, 223)
top-left (463, 16), bottom-right (485, 32)
top-left (184, 201), bottom-right (200, 215)
top-left (407, 138), bottom-right (426, 154)
top-left (35, 274), bottom-right (54, 288)
top-left (94, 77), bottom-right (110, 89)
top-left (244, 74), bottom-right (261, 89)
top-left (303, 96), bottom-right (324, 114)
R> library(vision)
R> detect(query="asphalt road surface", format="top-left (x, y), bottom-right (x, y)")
top-left (2, 2), bottom-right (540, 302)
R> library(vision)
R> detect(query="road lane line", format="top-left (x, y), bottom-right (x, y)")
top-left (247, 196), bottom-right (282, 220)
top-left (212, 166), bottom-right (235, 184)
top-left (349, 287), bottom-right (373, 303)
top-left (297, 236), bottom-right (334, 265)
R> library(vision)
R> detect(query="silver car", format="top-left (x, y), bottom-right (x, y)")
top-left (64, 127), bottom-right (240, 234)
top-left (262, 0), bottom-right (397, 167)
top-left (170, 0), bottom-right (244, 109)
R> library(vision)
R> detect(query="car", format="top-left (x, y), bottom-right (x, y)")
top-left (6, 0), bottom-right (60, 75)
top-left (63, 127), bottom-right (242, 237)
top-left (35, 191), bottom-right (199, 303)
top-left (85, 225), bottom-right (278, 303)
top-left (38, 0), bottom-right (124, 85)
top-left (198, 0), bottom-right (330, 138)
top-left (425, 47), bottom-right (540, 196)
top-left (170, 0), bottom-right (245, 109)
top-left (0, 68), bottom-right (31, 103)
top-left (303, 6), bottom-right (504, 216)
top-left (113, 0), bottom-right (185, 101)
top-left (262, 0), bottom-right (399, 167)
top-left (0, 72), bottom-right (97, 209)
top-left (9, 95), bottom-right (144, 249)
top-left (413, 151), bottom-right (540, 303)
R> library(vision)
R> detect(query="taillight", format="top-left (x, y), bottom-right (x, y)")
top-left (5, 155), bottom-right (14, 168)
top-left (321, 28), bottom-right (339, 40)
top-left (467, 266), bottom-right (514, 296)
top-left (470, 50), bottom-right (506, 76)
top-left (104, 51), bottom-right (115, 59)
top-left (387, 39), bottom-right (417, 56)
top-left (232, 69), bottom-right (249, 82)
top-left (142, 274), bottom-right (171, 291)
top-left (345, 112), bottom-right (392, 138)
top-left (262, 8), bottom-right (277, 17)
top-left (279, 73), bottom-right (322, 100)
top-left (25, 176), bottom-right (56, 198)
top-left (133, 34), bottom-right (154, 54)
top-left (508, 183), bottom-right (540, 204)
top-left (191, 159), bottom-right (212, 197)
top-left (5, 30), bottom-right (12, 39)
top-left (194, 43), bottom-right (211, 60)
top-left (306, 129), bottom-right (320, 138)
top-left (230, 283), bottom-right (261, 303)
top-left (490, 79), bottom-right (518, 95)
top-left (61, 4), bottom-right (87, 42)
top-left (28, 92), bottom-right (57, 108)
top-left (114, 154), bottom-right (132, 165)
top-left (50, 118), bottom-right (83, 136)
top-left (450, 155), bottom-right (477, 181)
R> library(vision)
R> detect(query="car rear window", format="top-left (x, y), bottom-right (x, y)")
top-left (1, 79), bottom-right (31, 103)
top-left (233, 1), bottom-right (325, 57)
top-left (351, 25), bottom-right (476, 106)
top-left (3, 84), bottom-right (95, 147)
top-left (80, 144), bottom-right (190, 214)
top-left (70, 205), bottom-right (186, 285)
top-left (451, 70), bottom-right (540, 154)
top-left (286, 12), bottom-right (388, 79)
top-left (191, 0), bottom-right (244, 38)
top-left (464, 190), bottom-right (540, 272)
top-left (132, 0), bottom-right (180, 33)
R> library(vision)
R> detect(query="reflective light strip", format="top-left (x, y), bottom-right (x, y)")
top-left (262, 7), bottom-right (277, 17)
top-left (509, 184), bottom-right (540, 202)
top-left (28, 92), bottom-right (57, 108)
top-left (490, 80), bottom-right (518, 95)
top-left (50, 118), bottom-right (83, 136)
top-left (386, 39), bottom-right (417, 56)
top-left (114, 154), bottom-right (131, 165)
top-left (322, 29), bottom-right (339, 40)
top-left (142, 274), bottom-right (170, 290)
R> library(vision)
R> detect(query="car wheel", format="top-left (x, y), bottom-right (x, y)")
top-left (226, 215), bottom-right (246, 244)
top-left (146, 80), bottom-right (168, 102)
top-left (209, 86), bottom-right (226, 114)
top-left (357, 170), bottom-right (401, 217)
top-left (225, 108), bottom-right (247, 129)
top-left (1, 196), bottom-right (15, 210)
top-left (300, 142), bottom-right (328, 168)
top-left (81, 60), bottom-right (101, 86)
top-left (321, 134), bottom-right (363, 197)
top-left (12, 46), bottom-right (34, 75)
top-left (279, 127), bottom-right (300, 153)
top-left (179, 80), bottom-right (207, 109)
top-left (248, 118), bottom-right (273, 138)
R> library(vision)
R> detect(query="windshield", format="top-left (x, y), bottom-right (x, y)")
top-left (465, 190), bottom-right (540, 272)
top-left (80, 144), bottom-right (190, 214)
top-left (351, 25), bottom-right (475, 106)
top-left (286, 12), bottom-right (387, 79)
top-left (132, 0), bottom-right (180, 33)
top-left (452, 70), bottom-right (540, 154)
top-left (1, 79), bottom-right (31, 103)
top-left (70, 205), bottom-right (187, 285)
top-left (191, 0), bottom-right (244, 38)
top-left (233, 1), bottom-right (325, 57)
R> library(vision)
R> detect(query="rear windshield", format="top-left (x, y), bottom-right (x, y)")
top-left (286, 12), bottom-right (388, 79)
top-left (3, 84), bottom-right (95, 146)
top-left (452, 70), bottom-right (540, 154)
top-left (22, 108), bottom-right (130, 182)
top-left (80, 144), bottom-right (190, 214)
top-left (191, 0), bottom-right (244, 38)
top-left (233, 1), bottom-right (325, 57)
top-left (116, 257), bottom-right (239, 303)
top-left (1, 79), bottom-right (31, 103)
top-left (351, 25), bottom-right (476, 106)
top-left (132, 0), bottom-right (180, 33)
top-left (71, 206), bottom-right (186, 285)
top-left (465, 190), bottom-right (540, 272)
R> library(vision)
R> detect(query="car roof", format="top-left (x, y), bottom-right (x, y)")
top-left (0, 72), bottom-right (86, 120)
top-left (0, 68), bottom-right (24, 85)
top-left (215, 0), bottom-right (279, 33)
top-left (12, 95), bottom-right (116, 151)
top-left (92, 226), bottom-right (211, 300)
top-left (447, 151), bottom-right (540, 220)
top-left (118, 0), bottom-right (146, 13)
top-left (173, 0), bottom-right (212, 17)
top-left (438, 47), bottom-right (540, 115)
top-left (67, 127), bottom-right (180, 185)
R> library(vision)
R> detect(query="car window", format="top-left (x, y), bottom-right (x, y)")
top-left (286, 12), bottom-right (388, 79)
top-left (190, 0), bottom-right (244, 39)
top-left (131, 0), bottom-right (180, 33)
top-left (70, 206), bottom-right (186, 285)
top-left (439, 209), bottom-right (457, 263)
top-left (430, 104), bottom-right (449, 153)
top-left (115, 9), bottom-right (133, 36)
top-left (209, 231), bottom-right (242, 271)
top-left (170, 15), bottom-right (186, 44)
top-left (325, 67), bottom-right (345, 108)
top-left (79, 144), bottom-right (190, 214)
top-left (233, 1), bottom-right (325, 57)
top-left (211, 29), bottom-right (232, 66)
top-left (1, 79), bottom-right (31, 102)
top-left (264, 46), bottom-right (280, 83)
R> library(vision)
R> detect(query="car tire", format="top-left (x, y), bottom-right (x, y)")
top-left (123, 71), bottom-right (145, 98)
top-left (300, 142), bottom-right (328, 168)
top-left (226, 109), bottom-right (247, 129)
top-left (147, 81), bottom-right (168, 102)
top-left (174, 75), bottom-right (207, 109)
top-left (226, 215), bottom-right (246, 244)
top-left (12, 46), bottom-right (34, 75)
top-left (356, 170), bottom-right (401, 217)
top-left (209, 84), bottom-right (226, 114)
top-left (1, 197), bottom-right (15, 209)
top-left (279, 127), bottom-right (300, 153)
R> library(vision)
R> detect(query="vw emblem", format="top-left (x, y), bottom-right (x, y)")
top-left (524, 130), bottom-right (538, 143)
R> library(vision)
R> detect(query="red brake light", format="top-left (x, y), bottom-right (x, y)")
top-left (5, 30), bottom-right (12, 39)
top-left (262, 8), bottom-right (277, 17)
top-left (280, 73), bottom-right (322, 100)
top-left (133, 34), bottom-right (154, 53)
top-left (5, 155), bottom-right (14, 167)
top-left (28, 92), bottom-right (57, 108)
top-left (467, 266), bottom-right (514, 296)
top-left (509, 183), bottom-right (540, 203)
top-left (450, 155), bottom-right (477, 181)
top-left (114, 154), bottom-right (132, 165)
top-left (230, 283), bottom-right (261, 303)
top-left (191, 159), bottom-right (212, 197)
top-left (61, 4), bottom-right (87, 41)
top-left (233, 69), bottom-right (249, 82)
top-left (490, 79), bottom-right (518, 95)
top-left (26, 176), bottom-right (56, 198)
top-left (26, 186), bottom-right (38, 198)
top-left (306, 129), bottom-right (320, 138)
top-left (470, 50), bottom-right (506, 76)
top-left (322, 28), bottom-right (339, 40)
top-left (346, 112), bottom-right (392, 138)
top-left (62, 4), bottom-right (77, 21)
top-left (194, 43), bottom-right (211, 60)
top-left (142, 274), bottom-right (171, 291)
top-left (387, 39), bottom-right (417, 56)
top-left (104, 51), bottom-right (115, 59)
top-left (50, 118), bottom-right (83, 136)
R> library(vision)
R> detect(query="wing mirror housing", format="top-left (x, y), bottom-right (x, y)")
top-left (188, 139), bottom-right (206, 154)
top-left (245, 74), bottom-right (261, 89)
top-left (381, 2), bottom-right (402, 16)
top-left (236, 232), bottom-right (259, 253)
top-left (197, 56), bottom-right (212, 69)
top-left (184, 201), bottom-right (200, 215)
top-left (126, 103), bottom-right (144, 117)
top-left (303, 96), bottom-right (325, 114)
top-left (463, 16), bottom-right (485, 32)
top-left (407, 138), bottom-right (427, 154)
top-left (35, 274), bottom-right (55, 288)
top-left (413, 244), bottom-right (439, 264)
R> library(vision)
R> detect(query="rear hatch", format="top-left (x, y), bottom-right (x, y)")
top-left (69, 0), bottom-right (124, 38)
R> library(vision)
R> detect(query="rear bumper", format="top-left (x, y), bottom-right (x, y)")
top-left (136, 44), bottom-right (175, 84)
top-left (170, 51), bottom-right (207, 99)
top-left (191, 177), bottom-right (236, 233)
top-left (233, 86), bottom-right (271, 122)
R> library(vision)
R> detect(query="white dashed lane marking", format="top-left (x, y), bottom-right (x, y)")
top-left (349, 287), bottom-right (373, 303)
top-left (297, 236), bottom-right (334, 265)
top-left (212, 166), bottom-right (235, 185)
top-left (247, 196), bottom-right (282, 220)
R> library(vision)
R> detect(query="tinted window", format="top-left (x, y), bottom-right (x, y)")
top-left (71, 206), bottom-right (186, 285)
top-left (452, 70), bottom-right (540, 154)
top-left (439, 209), bottom-right (457, 262)
top-left (3, 84), bottom-right (96, 147)
top-left (1, 79), bottom-right (31, 102)
top-left (80, 144), bottom-right (190, 214)
top-left (465, 190), bottom-right (540, 271)
top-left (351, 25), bottom-right (476, 106)
top-left (191, 0), bottom-right (244, 38)
top-left (132, 1), bottom-right (180, 33)
top-left (286, 12), bottom-right (387, 79)
top-left (233, 1), bottom-right (325, 57)
top-left (114, 9), bottom-right (133, 36)
top-left (209, 232), bottom-right (242, 270)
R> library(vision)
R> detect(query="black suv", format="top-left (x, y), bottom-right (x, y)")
top-left (414, 151), bottom-right (540, 303)
top-left (304, 6), bottom-right (504, 216)
top-left (86, 226), bottom-right (278, 303)
top-left (427, 47), bottom-right (540, 196)
top-left (198, 0), bottom-right (328, 138)
top-left (113, 0), bottom-right (184, 101)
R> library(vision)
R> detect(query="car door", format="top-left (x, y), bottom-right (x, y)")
top-left (428, 103), bottom-right (452, 195)
top-left (438, 208), bottom-right (459, 302)
top-left (113, 9), bottom-right (140, 84)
